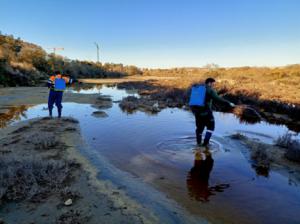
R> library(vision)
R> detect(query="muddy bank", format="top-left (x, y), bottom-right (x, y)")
top-left (116, 81), bottom-right (300, 132)
top-left (0, 117), bottom-right (159, 224)
top-left (230, 133), bottom-right (300, 181)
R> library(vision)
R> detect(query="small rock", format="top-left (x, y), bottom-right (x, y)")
top-left (64, 198), bottom-right (73, 206)
top-left (92, 111), bottom-right (108, 118)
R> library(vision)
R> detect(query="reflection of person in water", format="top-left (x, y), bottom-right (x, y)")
top-left (186, 149), bottom-right (214, 202)
top-left (187, 148), bottom-right (230, 202)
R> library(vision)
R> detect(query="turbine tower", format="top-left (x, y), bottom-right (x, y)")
top-left (94, 42), bottom-right (99, 63)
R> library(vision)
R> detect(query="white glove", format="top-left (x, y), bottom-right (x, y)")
top-left (229, 102), bottom-right (235, 107)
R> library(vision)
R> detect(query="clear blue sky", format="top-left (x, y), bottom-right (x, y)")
top-left (1, 0), bottom-right (299, 68)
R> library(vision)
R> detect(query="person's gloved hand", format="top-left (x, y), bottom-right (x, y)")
top-left (229, 102), bottom-right (235, 107)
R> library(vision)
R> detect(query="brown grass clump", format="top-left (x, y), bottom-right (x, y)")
top-left (232, 105), bottom-right (263, 124)
top-left (57, 209), bottom-right (90, 224)
top-left (0, 158), bottom-right (78, 203)
top-left (0, 105), bottom-right (29, 128)
top-left (275, 132), bottom-right (300, 162)
top-left (119, 96), bottom-right (160, 114)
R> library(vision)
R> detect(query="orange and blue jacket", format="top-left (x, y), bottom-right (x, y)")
top-left (47, 74), bottom-right (73, 91)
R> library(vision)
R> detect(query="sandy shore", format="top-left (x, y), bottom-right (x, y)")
top-left (0, 117), bottom-right (159, 224)
top-left (0, 87), bottom-right (101, 108)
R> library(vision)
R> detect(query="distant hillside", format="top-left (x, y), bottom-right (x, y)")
top-left (0, 33), bottom-right (142, 86)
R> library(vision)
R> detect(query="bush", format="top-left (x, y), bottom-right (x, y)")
top-left (275, 132), bottom-right (300, 162)
top-left (0, 158), bottom-right (75, 202)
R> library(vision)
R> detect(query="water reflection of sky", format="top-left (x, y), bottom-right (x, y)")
top-left (67, 85), bottom-right (139, 101)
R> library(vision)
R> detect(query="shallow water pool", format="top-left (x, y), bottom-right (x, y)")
top-left (2, 85), bottom-right (300, 224)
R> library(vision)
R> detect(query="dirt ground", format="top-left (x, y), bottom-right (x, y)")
top-left (0, 117), bottom-right (159, 224)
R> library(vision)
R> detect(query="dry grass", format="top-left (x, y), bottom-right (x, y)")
top-left (0, 105), bottom-right (29, 128)
top-left (79, 75), bottom-right (177, 84)
top-left (57, 209), bottom-right (90, 224)
top-left (143, 65), bottom-right (300, 106)
top-left (0, 158), bottom-right (78, 203)
top-left (232, 105), bottom-right (263, 124)
top-left (133, 65), bottom-right (300, 128)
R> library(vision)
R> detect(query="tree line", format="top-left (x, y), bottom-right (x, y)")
top-left (0, 33), bottom-right (142, 86)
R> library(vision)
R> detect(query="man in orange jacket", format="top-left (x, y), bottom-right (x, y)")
top-left (47, 71), bottom-right (75, 118)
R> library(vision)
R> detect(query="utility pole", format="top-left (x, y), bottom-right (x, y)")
top-left (47, 47), bottom-right (64, 71)
top-left (94, 42), bottom-right (99, 63)
top-left (47, 47), bottom-right (64, 55)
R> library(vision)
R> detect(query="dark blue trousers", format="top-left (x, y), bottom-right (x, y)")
top-left (48, 90), bottom-right (63, 117)
top-left (192, 109), bottom-right (215, 146)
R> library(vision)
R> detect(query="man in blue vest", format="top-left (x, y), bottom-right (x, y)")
top-left (47, 71), bottom-right (75, 118)
top-left (190, 78), bottom-right (235, 146)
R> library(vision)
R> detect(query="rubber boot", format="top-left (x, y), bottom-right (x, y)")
top-left (196, 132), bottom-right (202, 146)
top-left (203, 132), bottom-right (212, 146)
top-left (49, 109), bottom-right (53, 118)
top-left (58, 108), bottom-right (62, 118)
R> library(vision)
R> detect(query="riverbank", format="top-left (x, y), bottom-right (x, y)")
top-left (0, 117), bottom-right (159, 224)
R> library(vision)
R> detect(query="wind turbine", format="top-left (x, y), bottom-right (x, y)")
top-left (94, 42), bottom-right (99, 63)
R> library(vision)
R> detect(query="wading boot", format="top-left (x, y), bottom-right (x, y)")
top-left (203, 131), bottom-right (213, 146)
top-left (196, 130), bottom-right (202, 146)
top-left (49, 109), bottom-right (53, 118)
top-left (58, 108), bottom-right (62, 118)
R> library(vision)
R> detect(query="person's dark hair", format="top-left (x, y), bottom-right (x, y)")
top-left (205, 78), bottom-right (216, 84)
top-left (55, 71), bottom-right (61, 75)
